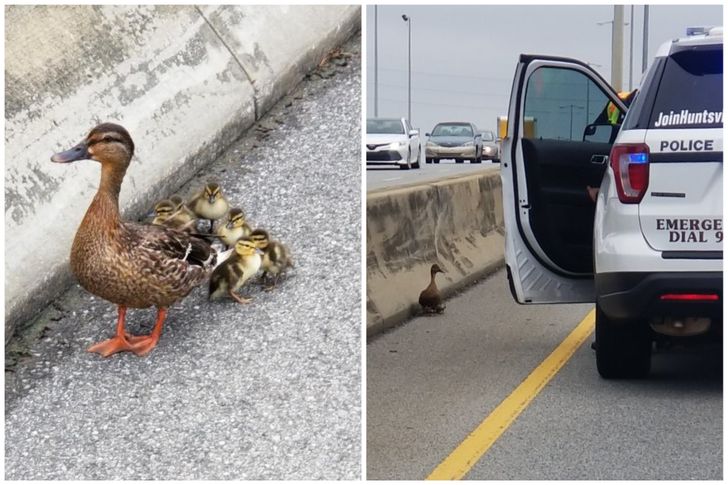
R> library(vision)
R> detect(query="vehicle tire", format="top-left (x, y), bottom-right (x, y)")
top-left (412, 147), bottom-right (420, 169)
top-left (595, 303), bottom-right (651, 379)
top-left (433, 158), bottom-right (440, 164)
top-left (426, 157), bottom-right (433, 164)
top-left (473, 148), bottom-right (482, 163)
top-left (455, 159), bottom-right (464, 164)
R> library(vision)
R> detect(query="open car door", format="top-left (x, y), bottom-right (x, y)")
top-left (501, 55), bottom-right (627, 304)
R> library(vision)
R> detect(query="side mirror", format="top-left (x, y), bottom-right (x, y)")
top-left (425, 132), bottom-right (431, 137)
top-left (408, 129), bottom-right (419, 137)
top-left (583, 123), bottom-right (614, 143)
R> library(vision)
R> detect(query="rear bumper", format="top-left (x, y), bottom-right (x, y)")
top-left (596, 271), bottom-right (723, 321)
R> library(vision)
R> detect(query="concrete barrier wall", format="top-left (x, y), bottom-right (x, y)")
top-left (366, 169), bottom-right (506, 337)
top-left (5, 5), bottom-right (360, 341)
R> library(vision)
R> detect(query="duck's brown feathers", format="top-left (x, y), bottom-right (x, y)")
top-left (70, 170), bottom-right (215, 309)
top-left (419, 266), bottom-right (445, 313)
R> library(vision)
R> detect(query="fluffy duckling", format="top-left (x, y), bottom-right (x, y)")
top-left (151, 198), bottom-right (196, 232)
top-left (216, 208), bottom-right (252, 248)
top-left (189, 182), bottom-right (229, 233)
top-left (250, 229), bottom-right (293, 290)
top-left (419, 263), bottom-right (446, 314)
top-left (50, 123), bottom-right (220, 357)
top-left (208, 238), bottom-right (262, 304)
top-left (170, 195), bottom-right (197, 221)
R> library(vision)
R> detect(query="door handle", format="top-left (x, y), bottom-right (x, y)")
top-left (591, 154), bottom-right (608, 165)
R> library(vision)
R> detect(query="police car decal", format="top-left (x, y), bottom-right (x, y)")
top-left (655, 218), bottom-right (723, 243)
top-left (654, 109), bottom-right (723, 128)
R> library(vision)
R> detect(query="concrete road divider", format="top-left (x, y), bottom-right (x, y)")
top-left (366, 168), bottom-right (505, 337)
top-left (5, 5), bottom-right (360, 342)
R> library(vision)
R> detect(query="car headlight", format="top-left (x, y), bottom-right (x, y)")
top-left (484, 146), bottom-right (492, 154)
top-left (463, 141), bottom-right (474, 146)
top-left (426, 141), bottom-right (438, 147)
top-left (388, 141), bottom-right (407, 150)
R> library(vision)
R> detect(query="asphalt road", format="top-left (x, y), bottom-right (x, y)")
top-left (367, 268), bottom-right (722, 480)
top-left (366, 159), bottom-right (499, 191)
top-left (5, 34), bottom-right (361, 480)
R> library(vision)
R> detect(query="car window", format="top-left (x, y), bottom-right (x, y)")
top-left (367, 119), bottom-right (405, 134)
top-left (524, 66), bottom-right (614, 142)
top-left (649, 47), bottom-right (723, 129)
top-left (482, 131), bottom-right (495, 141)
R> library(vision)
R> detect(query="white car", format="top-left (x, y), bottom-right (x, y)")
top-left (366, 117), bottom-right (421, 170)
top-left (501, 27), bottom-right (723, 378)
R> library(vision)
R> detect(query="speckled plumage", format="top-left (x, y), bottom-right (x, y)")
top-left (50, 123), bottom-right (222, 357)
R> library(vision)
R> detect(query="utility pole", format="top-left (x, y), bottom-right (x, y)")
top-left (402, 14), bottom-right (412, 124)
top-left (374, 6), bottom-right (378, 117)
top-left (611, 5), bottom-right (624, 91)
top-left (642, 5), bottom-right (650, 73)
top-left (629, 5), bottom-right (634, 90)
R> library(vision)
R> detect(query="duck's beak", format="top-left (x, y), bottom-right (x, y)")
top-left (51, 141), bottom-right (89, 163)
top-left (226, 221), bottom-right (234, 229)
top-left (208, 195), bottom-right (217, 204)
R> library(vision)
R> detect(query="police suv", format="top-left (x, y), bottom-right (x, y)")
top-left (501, 27), bottom-right (722, 378)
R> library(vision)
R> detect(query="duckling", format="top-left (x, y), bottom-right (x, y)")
top-left (216, 208), bottom-right (252, 248)
top-left (188, 182), bottom-right (229, 233)
top-left (151, 199), bottom-right (175, 225)
top-left (51, 123), bottom-right (221, 357)
top-left (151, 198), bottom-right (197, 232)
top-left (250, 229), bottom-right (293, 291)
top-left (419, 263), bottom-right (446, 314)
top-left (170, 194), bottom-right (198, 220)
top-left (208, 238), bottom-right (262, 304)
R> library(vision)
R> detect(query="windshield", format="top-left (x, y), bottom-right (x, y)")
top-left (367, 119), bottom-right (405, 134)
top-left (481, 131), bottom-right (495, 141)
top-left (432, 123), bottom-right (473, 137)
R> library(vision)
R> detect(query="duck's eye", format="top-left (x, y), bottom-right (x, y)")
top-left (102, 136), bottom-right (116, 143)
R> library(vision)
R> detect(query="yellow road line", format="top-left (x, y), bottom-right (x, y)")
top-left (426, 309), bottom-right (596, 480)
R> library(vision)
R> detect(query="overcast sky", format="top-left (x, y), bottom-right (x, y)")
top-left (366, 4), bottom-right (723, 134)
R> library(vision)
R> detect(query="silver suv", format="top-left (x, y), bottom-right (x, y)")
top-left (501, 27), bottom-right (723, 378)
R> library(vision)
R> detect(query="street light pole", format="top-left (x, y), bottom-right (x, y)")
top-left (402, 14), bottom-right (412, 124)
top-left (559, 104), bottom-right (584, 139)
top-left (642, 5), bottom-right (650, 73)
top-left (611, 5), bottom-right (624, 91)
top-left (629, 5), bottom-right (634, 90)
top-left (374, 5), bottom-right (378, 117)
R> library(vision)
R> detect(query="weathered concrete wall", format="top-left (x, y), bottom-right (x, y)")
top-left (5, 5), bottom-right (360, 341)
top-left (366, 169), bottom-right (505, 337)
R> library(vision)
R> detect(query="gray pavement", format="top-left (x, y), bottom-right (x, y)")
top-left (367, 268), bottom-right (721, 480)
top-left (366, 161), bottom-right (499, 192)
top-left (5, 34), bottom-right (361, 481)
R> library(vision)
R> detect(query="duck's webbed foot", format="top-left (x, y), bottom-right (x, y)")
top-left (229, 289), bottom-right (252, 304)
top-left (87, 336), bottom-right (138, 357)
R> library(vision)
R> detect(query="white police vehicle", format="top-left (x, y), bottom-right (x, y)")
top-left (501, 27), bottom-right (723, 378)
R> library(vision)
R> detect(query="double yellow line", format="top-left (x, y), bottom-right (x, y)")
top-left (427, 309), bottom-right (596, 480)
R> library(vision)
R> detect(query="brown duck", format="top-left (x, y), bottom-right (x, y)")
top-left (419, 263), bottom-right (446, 314)
top-left (51, 123), bottom-right (218, 357)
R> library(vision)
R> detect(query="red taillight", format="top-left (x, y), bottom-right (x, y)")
top-left (609, 143), bottom-right (650, 203)
top-left (660, 293), bottom-right (720, 301)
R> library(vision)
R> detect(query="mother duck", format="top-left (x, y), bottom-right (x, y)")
top-left (51, 123), bottom-right (217, 357)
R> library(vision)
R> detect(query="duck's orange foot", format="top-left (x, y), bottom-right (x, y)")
top-left (87, 336), bottom-right (137, 357)
top-left (129, 334), bottom-right (161, 357)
